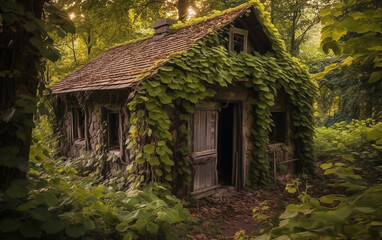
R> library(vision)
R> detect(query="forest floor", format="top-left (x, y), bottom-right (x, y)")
top-left (185, 177), bottom-right (327, 239)
top-left (185, 185), bottom-right (296, 239)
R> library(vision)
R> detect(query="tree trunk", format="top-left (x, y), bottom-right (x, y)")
top-left (87, 33), bottom-right (92, 55)
top-left (0, 0), bottom-right (47, 190)
top-left (177, 0), bottom-right (188, 21)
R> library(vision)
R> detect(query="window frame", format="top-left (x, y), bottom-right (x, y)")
top-left (72, 107), bottom-right (85, 142)
top-left (229, 27), bottom-right (248, 53)
top-left (107, 111), bottom-right (120, 150)
top-left (269, 111), bottom-right (287, 144)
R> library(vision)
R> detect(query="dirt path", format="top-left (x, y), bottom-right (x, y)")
top-left (186, 187), bottom-right (293, 239)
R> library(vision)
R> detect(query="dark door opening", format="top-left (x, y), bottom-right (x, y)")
top-left (218, 103), bottom-right (234, 185)
top-left (217, 102), bottom-right (242, 188)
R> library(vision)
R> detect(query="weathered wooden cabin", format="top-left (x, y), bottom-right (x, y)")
top-left (51, 1), bottom-right (316, 197)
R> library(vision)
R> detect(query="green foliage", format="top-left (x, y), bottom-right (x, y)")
top-left (264, 0), bottom-right (327, 56)
top-left (0, 117), bottom-right (189, 239)
top-left (236, 166), bottom-right (382, 240)
top-left (125, 1), bottom-right (316, 186)
top-left (251, 162), bottom-right (382, 240)
top-left (236, 120), bottom-right (382, 239)
top-left (315, 119), bottom-right (382, 173)
top-left (313, 0), bottom-right (382, 122)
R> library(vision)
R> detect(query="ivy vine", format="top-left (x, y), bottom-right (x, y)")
top-left (126, 1), bottom-right (317, 187)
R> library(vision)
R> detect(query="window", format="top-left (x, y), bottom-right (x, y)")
top-left (269, 112), bottom-right (286, 143)
top-left (229, 27), bottom-right (248, 53)
top-left (72, 108), bottom-right (85, 140)
top-left (107, 112), bottom-right (120, 149)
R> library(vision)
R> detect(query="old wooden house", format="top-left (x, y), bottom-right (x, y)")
top-left (51, 1), bottom-right (316, 197)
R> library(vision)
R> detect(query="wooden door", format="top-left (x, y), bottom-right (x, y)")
top-left (190, 102), bottom-right (219, 193)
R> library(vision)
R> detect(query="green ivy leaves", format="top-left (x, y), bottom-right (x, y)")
top-left (127, 10), bottom-right (316, 186)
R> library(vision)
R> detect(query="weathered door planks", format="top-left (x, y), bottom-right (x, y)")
top-left (190, 102), bottom-right (219, 193)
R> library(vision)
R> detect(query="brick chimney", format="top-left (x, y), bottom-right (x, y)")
top-left (152, 18), bottom-right (177, 41)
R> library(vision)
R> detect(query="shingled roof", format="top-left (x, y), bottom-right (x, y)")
top-left (51, 4), bottom-right (253, 94)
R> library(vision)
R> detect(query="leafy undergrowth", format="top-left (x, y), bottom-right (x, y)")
top-left (315, 119), bottom-right (382, 173)
top-left (234, 120), bottom-right (382, 239)
top-left (0, 117), bottom-right (189, 240)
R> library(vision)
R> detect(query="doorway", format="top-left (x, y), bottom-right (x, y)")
top-left (217, 102), bottom-right (243, 189)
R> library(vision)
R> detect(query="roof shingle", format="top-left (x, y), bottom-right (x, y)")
top-left (51, 4), bottom-right (251, 94)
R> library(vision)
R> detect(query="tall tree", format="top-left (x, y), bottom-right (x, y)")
top-left (265, 0), bottom-right (329, 56)
top-left (0, 0), bottom-right (73, 189)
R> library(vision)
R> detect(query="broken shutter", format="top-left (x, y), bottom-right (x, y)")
top-left (191, 102), bottom-right (219, 193)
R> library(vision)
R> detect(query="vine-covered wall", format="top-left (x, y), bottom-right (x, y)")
top-left (56, 0), bottom-right (317, 191)
top-left (126, 23), bottom-right (317, 189)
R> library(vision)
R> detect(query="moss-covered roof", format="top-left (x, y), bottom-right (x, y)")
top-left (51, 1), bottom-right (285, 94)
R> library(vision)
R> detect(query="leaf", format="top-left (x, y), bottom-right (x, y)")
top-left (44, 191), bottom-right (58, 207)
top-left (31, 207), bottom-right (50, 221)
top-left (123, 231), bottom-right (137, 240)
top-left (149, 157), bottom-right (160, 166)
top-left (328, 206), bottom-right (352, 219)
top-left (119, 209), bottom-right (150, 222)
top-left (279, 211), bottom-right (298, 219)
top-left (0, 218), bottom-right (21, 233)
top-left (155, 169), bottom-right (163, 177)
top-left (116, 221), bottom-right (130, 232)
top-left (65, 224), bottom-right (86, 238)
top-left (319, 194), bottom-right (344, 204)
top-left (160, 155), bottom-right (174, 166)
top-left (341, 154), bottom-right (355, 162)
top-left (143, 144), bottom-right (155, 154)
top-left (160, 65), bottom-right (174, 72)
top-left (134, 218), bottom-right (147, 233)
top-left (354, 207), bottom-right (377, 213)
top-left (368, 71), bottom-right (382, 83)
top-left (41, 218), bottom-right (64, 234)
top-left (6, 180), bottom-right (28, 198)
top-left (368, 128), bottom-right (382, 140)
top-left (320, 163), bottom-right (333, 170)
top-left (146, 222), bottom-right (159, 234)
top-left (157, 209), bottom-right (181, 224)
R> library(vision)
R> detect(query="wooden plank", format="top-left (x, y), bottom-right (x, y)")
top-left (191, 101), bottom-right (221, 194)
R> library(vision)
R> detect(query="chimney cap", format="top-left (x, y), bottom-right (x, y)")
top-left (152, 18), bottom-right (177, 29)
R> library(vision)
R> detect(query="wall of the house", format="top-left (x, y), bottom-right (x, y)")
top-left (56, 85), bottom-right (294, 192)
top-left (56, 90), bottom-right (131, 167)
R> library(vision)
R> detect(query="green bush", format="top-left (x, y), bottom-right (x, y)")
top-left (315, 119), bottom-right (382, 171)
top-left (0, 116), bottom-right (189, 240)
